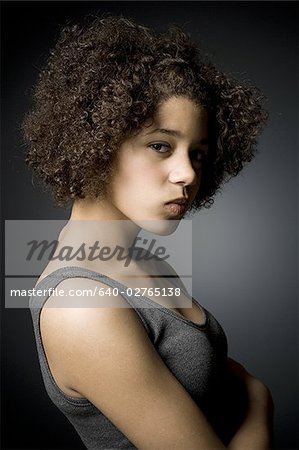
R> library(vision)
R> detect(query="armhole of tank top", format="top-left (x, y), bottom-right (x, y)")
top-left (36, 293), bottom-right (92, 406)
top-left (34, 273), bottom-right (153, 406)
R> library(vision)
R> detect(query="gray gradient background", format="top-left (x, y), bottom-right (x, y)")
top-left (1, 1), bottom-right (298, 449)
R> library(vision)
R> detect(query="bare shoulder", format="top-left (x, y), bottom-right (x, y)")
top-left (40, 277), bottom-right (225, 449)
top-left (40, 276), bottom-right (144, 351)
top-left (41, 276), bottom-right (147, 333)
top-left (39, 277), bottom-right (142, 395)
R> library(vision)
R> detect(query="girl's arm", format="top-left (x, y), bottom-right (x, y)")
top-left (42, 277), bottom-right (274, 450)
top-left (227, 358), bottom-right (274, 450)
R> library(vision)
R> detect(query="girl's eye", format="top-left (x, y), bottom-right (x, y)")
top-left (149, 143), bottom-right (171, 153)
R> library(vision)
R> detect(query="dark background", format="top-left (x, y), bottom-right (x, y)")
top-left (1, 1), bottom-right (298, 449)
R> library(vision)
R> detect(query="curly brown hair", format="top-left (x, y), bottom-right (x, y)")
top-left (22, 14), bottom-right (267, 210)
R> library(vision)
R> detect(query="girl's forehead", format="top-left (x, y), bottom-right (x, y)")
top-left (139, 97), bottom-right (208, 138)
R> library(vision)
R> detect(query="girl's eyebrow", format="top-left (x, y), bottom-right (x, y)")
top-left (144, 128), bottom-right (209, 145)
top-left (145, 128), bottom-right (181, 137)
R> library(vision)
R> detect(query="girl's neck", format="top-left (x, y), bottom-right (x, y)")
top-left (59, 198), bottom-right (142, 272)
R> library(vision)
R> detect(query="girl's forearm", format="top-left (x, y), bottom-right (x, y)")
top-left (227, 378), bottom-right (274, 450)
top-left (228, 415), bottom-right (273, 450)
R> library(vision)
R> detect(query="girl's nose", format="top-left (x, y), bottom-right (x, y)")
top-left (168, 153), bottom-right (198, 187)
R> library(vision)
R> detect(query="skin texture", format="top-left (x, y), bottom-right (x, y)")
top-left (39, 96), bottom-right (274, 449)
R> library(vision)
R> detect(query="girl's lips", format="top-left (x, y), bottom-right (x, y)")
top-left (164, 203), bottom-right (188, 216)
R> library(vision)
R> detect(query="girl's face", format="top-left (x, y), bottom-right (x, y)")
top-left (107, 96), bottom-right (208, 230)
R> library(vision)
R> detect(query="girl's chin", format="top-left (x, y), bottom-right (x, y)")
top-left (133, 219), bottom-right (181, 236)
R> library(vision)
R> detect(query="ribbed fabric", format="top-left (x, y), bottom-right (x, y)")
top-left (29, 266), bottom-right (244, 449)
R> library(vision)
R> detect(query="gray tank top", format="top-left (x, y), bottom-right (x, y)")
top-left (29, 266), bottom-right (244, 449)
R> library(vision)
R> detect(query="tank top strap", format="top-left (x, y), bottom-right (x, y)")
top-left (29, 265), bottom-right (156, 349)
top-left (29, 265), bottom-right (156, 312)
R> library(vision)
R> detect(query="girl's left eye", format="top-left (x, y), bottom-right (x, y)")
top-left (149, 143), bottom-right (171, 153)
